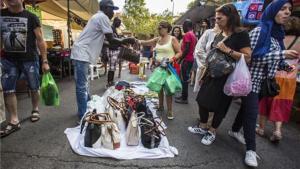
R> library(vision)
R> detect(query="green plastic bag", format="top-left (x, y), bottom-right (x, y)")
top-left (146, 67), bottom-right (168, 92)
top-left (41, 72), bottom-right (60, 106)
top-left (165, 71), bottom-right (182, 95)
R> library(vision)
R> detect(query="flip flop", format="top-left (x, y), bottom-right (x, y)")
top-left (30, 110), bottom-right (40, 122)
top-left (0, 122), bottom-right (21, 138)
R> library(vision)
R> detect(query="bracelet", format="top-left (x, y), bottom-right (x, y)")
top-left (228, 50), bottom-right (234, 56)
top-left (42, 60), bottom-right (48, 64)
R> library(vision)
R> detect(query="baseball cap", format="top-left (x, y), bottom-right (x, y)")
top-left (99, 0), bottom-right (119, 10)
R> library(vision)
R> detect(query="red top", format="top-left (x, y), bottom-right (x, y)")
top-left (181, 31), bottom-right (197, 62)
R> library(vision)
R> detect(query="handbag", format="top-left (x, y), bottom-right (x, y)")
top-left (89, 113), bottom-right (121, 150)
top-left (206, 33), bottom-right (236, 78)
top-left (118, 47), bottom-right (140, 64)
top-left (80, 109), bottom-right (102, 148)
top-left (259, 63), bottom-right (281, 98)
top-left (139, 108), bottom-right (166, 149)
top-left (126, 111), bottom-right (140, 146)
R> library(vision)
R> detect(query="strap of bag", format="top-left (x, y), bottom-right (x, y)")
top-left (287, 36), bottom-right (299, 50)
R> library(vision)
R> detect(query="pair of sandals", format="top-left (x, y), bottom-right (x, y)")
top-left (256, 127), bottom-right (282, 143)
top-left (0, 110), bottom-right (40, 138)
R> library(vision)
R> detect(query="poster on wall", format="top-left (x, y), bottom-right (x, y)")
top-left (234, 0), bottom-right (265, 25)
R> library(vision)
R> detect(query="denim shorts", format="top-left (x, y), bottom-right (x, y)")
top-left (1, 59), bottom-right (40, 93)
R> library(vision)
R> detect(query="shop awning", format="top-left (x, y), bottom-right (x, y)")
top-left (37, 0), bottom-right (99, 21)
top-left (174, 5), bottom-right (216, 25)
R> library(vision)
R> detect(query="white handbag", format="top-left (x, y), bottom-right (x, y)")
top-left (126, 111), bottom-right (140, 146)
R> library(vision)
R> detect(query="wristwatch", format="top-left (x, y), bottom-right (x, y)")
top-left (42, 60), bottom-right (49, 64)
top-left (228, 50), bottom-right (234, 56)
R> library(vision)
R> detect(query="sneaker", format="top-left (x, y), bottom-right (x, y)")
top-left (175, 98), bottom-right (188, 104)
top-left (167, 111), bottom-right (174, 120)
top-left (201, 131), bottom-right (216, 145)
top-left (245, 150), bottom-right (258, 167)
top-left (228, 130), bottom-right (246, 145)
top-left (188, 126), bottom-right (207, 135)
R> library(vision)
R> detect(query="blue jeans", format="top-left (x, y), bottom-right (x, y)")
top-left (1, 59), bottom-right (40, 93)
top-left (74, 60), bottom-right (90, 119)
top-left (232, 92), bottom-right (259, 151)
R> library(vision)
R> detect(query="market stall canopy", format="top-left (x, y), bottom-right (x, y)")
top-left (174, 5), bottom-right (216, 25)
top-left (37, 0), bottom-right (99, 21)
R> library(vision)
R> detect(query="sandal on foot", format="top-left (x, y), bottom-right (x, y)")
top-left (30, 110), bottom-right (40, 122)
top-left (255, 127), bottom-right (265, 137)
top-left (0, 122), bottom-right (21, 138)
top-left (270, 131), bottom-right (282, 143)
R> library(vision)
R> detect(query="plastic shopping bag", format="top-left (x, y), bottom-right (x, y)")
top-left (193, 66), bottom-right (207, 93)
top-left (223, 55), bottom-right (252, 96)
top-left (165, 72), bottom-right (182, 95)
top-left (146, 67), bottom-right (168, 92)
top-left (41, 72), bottom-right (60, 106)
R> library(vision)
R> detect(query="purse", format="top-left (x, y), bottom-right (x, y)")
top-left (80, 110), bottom-right (102, 148)
top-left (259, 63), bottom-right (281, 98)
top-left (90, 113), bottom-right (121, 150)
top-left (118, 47), bottom-right (140, 64)
top-left (126, 111), bottom-right (140, 146)
top-left (206, 33), bottom-right (236, 78)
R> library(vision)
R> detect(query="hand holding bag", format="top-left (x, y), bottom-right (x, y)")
top-left (223, 55), bottom-right (252, 96)
top-left (118, 47), bottom-right (140, 64)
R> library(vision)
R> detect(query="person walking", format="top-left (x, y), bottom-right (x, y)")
top-left (70, 0), bottom-right (135, 122)
top-left (256, 16), bottom-right (300, 143)
top-left (230, 0), bottom-right (298, 167)
top-left (195, 3), bottom-right (252, 147)
top-left (138, 21), bottom-right (182, 120)
top-left (175, 19), bottom-right (197, 104)
top-left (188, 24), bottom-right (220, 133)
top-left (0, 0), bottom-right (50, 137)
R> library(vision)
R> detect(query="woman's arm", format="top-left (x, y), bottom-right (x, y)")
top-left (171, 36), bottom-right (182, 60)
top-left (139, 37), bottom-right (159, 46)
top-left (194, 30), bottom-right (210, 66)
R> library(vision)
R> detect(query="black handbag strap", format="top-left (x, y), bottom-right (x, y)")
top-left (287, 36), bottom-right (299, 50)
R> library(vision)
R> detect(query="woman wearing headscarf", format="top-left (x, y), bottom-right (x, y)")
top-left (230, 0), bottom-right (298, 167)
top-left (256, 16), bottom-right (300, 143)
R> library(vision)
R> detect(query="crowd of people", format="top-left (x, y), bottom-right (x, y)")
top-left (1, 0), bottom-right (300, 168)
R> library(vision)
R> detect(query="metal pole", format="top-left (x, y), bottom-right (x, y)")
top-left (67, 0), bottom-right (71, 49)
top-left (172, 0), bottom-right (174, 17)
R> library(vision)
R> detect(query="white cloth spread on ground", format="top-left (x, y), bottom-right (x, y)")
top-left (64, 82), bottom-right (178, 159)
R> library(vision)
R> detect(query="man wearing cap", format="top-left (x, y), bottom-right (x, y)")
top-left (71, 0), bottom-right (135, 122)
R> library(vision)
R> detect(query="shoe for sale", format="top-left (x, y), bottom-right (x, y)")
top-left (228, 130), bottom-right (246, 145)
top-left (188, 126), bottom-right (207, 135)
top-left (167, 111), bottom-right (174, 120)
top-left (201, 131), bottom-right (216, 145)
top-left (245, 150), bottom-right (258, 167)
top-left (175, 98), bottom-right (188, 104)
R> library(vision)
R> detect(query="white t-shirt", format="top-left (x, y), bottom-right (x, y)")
top-left (71, 11), bottom-right (113, 64)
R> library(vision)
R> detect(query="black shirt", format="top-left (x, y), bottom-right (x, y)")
top-left (1, 9), bottom-right (41, 61)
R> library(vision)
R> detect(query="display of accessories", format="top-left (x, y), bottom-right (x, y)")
top-left (52, 29), bottom-right (63, 48)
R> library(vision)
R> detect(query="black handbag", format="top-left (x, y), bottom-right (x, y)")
top-left (259, 65), bottom-right (280, 97)
top-left (206, 34), bottom-right (236, 78)
top-left (118, 47), bottom-right (140, 64)
top-left (84, 123), bottom-right (102, 147)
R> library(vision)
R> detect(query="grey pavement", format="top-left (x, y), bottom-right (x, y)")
top-left (1, 66), bottom-right (300, 169)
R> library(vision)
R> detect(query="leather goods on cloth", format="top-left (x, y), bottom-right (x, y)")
top-left (206, 34), bottom-right (236, 78)
top-left (80, 109), bottom-right (101, 148)
top-left (119, 47), bottom-right (140, 64)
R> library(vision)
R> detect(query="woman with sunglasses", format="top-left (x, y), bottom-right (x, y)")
top-left (195, 3), bottom-right (252, 146)
top-left (230, 1), bottom-right (298, 167)
top-left (138, 21), bottom-right (182, 120)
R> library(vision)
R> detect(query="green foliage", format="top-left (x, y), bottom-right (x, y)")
top-left (122, 0), bottom-right (173, 38)
top-left (187, 0), bottom-right (198, 9)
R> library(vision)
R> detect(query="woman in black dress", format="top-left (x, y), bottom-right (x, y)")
top-left (195, 4), bottom-right (252, 146)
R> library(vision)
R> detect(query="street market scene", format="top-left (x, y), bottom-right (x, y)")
top-left (0, 0), bottom-right (300, 168)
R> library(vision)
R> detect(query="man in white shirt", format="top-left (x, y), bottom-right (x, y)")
top-left (71, 0), bottom-right (135, 121)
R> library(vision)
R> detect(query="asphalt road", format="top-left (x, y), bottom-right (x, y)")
top-left (1, 67), bottom-right (300, 169)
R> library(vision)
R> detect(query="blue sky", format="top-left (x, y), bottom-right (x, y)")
top-left (112, 0), bottom-right (194, 15)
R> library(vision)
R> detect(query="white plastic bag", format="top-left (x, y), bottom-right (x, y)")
top-left (223, 55), bottom-right (252, 96)
top-left (193, 66), bottom-right (207, 92)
